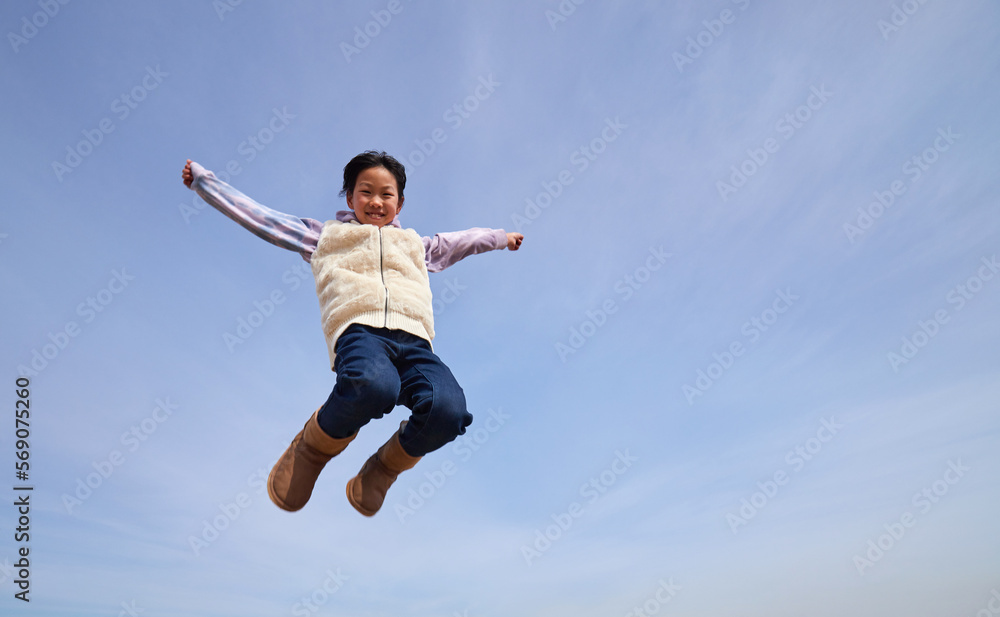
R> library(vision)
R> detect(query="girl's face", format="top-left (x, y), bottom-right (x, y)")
top-left (346, 166), bottom-right (403, 228)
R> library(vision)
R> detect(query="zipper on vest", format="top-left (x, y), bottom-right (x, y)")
top-left (379, 227), bottom-right (388, 327)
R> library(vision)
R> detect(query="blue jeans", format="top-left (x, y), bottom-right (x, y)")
top-left (316, 324), bottom-right (472, 457)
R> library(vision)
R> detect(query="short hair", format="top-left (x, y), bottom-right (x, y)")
top-left (339, 150), bottom-right (407, 199)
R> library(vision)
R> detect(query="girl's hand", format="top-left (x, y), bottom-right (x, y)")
top-left (181, 159), bottom-right (194, 188)
top-left (506, 232), bottom-right (524, 251)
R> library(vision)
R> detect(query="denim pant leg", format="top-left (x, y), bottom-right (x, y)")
top-left (394, 335), bottom-right (473, 457)
top-left (316, 325), bottom-right (401, 439)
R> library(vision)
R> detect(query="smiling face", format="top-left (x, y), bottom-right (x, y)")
top-left (346, 166), bottom-right (403, 227)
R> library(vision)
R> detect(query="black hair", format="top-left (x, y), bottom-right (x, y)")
top-left (339, 150), bottom-right (406, 199)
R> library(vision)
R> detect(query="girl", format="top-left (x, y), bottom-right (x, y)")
top-left (181, 152), bottom-right (523, 516)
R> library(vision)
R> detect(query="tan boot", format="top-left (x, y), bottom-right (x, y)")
top-left (346, 421), bottom-right (421, 517)
top-left (267, 410), bottom-right (356, 512)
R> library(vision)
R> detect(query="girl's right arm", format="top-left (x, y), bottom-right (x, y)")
top-left (183, 159), bottom-right (322, 262)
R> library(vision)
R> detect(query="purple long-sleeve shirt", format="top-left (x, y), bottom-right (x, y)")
top-left (188, 161), bottom-right (508, 271)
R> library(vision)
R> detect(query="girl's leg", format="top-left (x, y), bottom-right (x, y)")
top-left (345, 330), bottom-right (472, 516)
top-left (268, 325), bottom-right (400, 513)
top-left (317, 325), bottom-right (402, 439)
top-left (266, 410), bottom-right (355, 512)
top-left (394, 338), bottom-right (472, 457)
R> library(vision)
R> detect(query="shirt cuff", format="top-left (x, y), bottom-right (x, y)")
top-left (188, 161), bottom-right (211, 188)
top-left (492, 229), bottom-right (508, 250)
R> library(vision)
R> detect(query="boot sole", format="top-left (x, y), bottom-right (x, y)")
top-left (345, 476), bottom-right (378, 517)
top-left (267, 464), bottom-right (304, 512)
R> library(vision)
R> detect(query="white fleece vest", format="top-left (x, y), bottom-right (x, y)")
top-left (311, 220), bottom-right (435, 367)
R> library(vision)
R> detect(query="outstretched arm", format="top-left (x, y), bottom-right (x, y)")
top-left (423, 228), bottom-right (524, 273)
top-left (182, 159), bottom-right (322, 261)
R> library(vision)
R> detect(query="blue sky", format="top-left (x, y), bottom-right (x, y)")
top-left (1, 1), bottom-right (999, 615)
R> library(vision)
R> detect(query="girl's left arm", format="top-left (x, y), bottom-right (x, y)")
top-left (423, 228), bottom-right (522, 273)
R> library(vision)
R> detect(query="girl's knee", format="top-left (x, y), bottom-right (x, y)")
top-left (434, 385), bottom-right (472, 435)
top-left (337, 371), bottom-right (400, 410)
